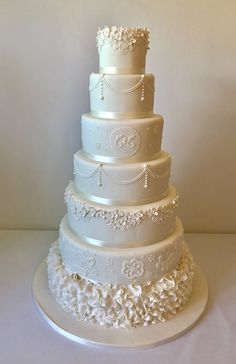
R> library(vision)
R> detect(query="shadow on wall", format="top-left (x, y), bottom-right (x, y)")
top-left (174, 78), bottom-right (236, 233)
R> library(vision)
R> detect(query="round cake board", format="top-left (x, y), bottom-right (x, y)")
top-left (33, 260), bottom-right (208, 349)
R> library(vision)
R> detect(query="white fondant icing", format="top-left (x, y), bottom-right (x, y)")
top-left (81, 113), bottom-right (163, 163)
top-left (47, 240), bottom-right (194, 328)
top-left (46, 26), bottom-right (196, 330)
top-left (74, 150), bottom-right (171, 205)
top-left (59, 216), bottom-right (183, 284)
top-left (90, 74), bottom-right (154, 118)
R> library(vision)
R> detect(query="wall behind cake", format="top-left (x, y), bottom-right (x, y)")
top-left (0, 0), bottom-right (236, 233)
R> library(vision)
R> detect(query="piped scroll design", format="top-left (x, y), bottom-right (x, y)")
top-left (115, 134), bottom-right (136, 149)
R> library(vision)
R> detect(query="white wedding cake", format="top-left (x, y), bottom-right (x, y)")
top-left (47, 26), bottom-right (194, 329)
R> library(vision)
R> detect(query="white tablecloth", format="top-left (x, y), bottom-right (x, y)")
top-left (0, 230), bottom-right (236, 363)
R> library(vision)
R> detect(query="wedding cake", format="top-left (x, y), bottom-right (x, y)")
top-left (47, 26), bottom-right (194, 329)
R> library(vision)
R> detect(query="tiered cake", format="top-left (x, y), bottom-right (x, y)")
top-left (47, 26), bottom-right (194, 329)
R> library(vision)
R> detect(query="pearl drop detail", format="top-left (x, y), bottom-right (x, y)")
top-left (141, 76), bottom-right (145, 101)
top-left (100, 74), bottom-right (104, 100)
top-left (98, 164), bottom-right (103, 186)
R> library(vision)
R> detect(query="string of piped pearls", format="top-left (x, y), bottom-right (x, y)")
top-left (141, 79), bottom-right (145, 102)
top-left (100, 77), bottom-right (104, 100)
top-left (98, 164), bottom-right (102, 186)
top-left (75, 163), bottom-right (170, 188)
top-left (89, 74), bottom-right (154, 102)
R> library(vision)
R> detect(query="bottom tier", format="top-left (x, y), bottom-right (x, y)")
top-left (47, 241), bottom-right (194, 329)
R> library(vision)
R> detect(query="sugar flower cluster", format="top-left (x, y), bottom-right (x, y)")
top-left (96, 26), bottom-right (150, 54)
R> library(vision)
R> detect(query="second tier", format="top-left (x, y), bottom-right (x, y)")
top-left (74, 150), bottom-right (171, 205)
top-left (89, 73), bottom-right (154, 119)
top-left (65, 181), bottom-right (179, 248)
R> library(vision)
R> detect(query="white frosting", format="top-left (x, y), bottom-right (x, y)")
top-left (65, 182), bottom-right (178, 248)
top-left (74, 150), bottom-right (171, 205)
top-left (47, 240), bottom-right (194, 328)
top-left (81, 113), bottom-right (163, 163)
top-left (47, 26), bottom-right (195, 329)
top-left (59, 216), bottom-right (183, 284)
top-left (90, 73), bottom-right (154, 119)
top-left (97, 26), bottom-right (149, 74)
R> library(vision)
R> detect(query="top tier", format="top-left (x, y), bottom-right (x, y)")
top-left (97, 26), bottom-right (150, 74)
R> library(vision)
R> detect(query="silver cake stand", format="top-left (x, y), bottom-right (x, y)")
top-left (33, 260), bottom-right (208, 349)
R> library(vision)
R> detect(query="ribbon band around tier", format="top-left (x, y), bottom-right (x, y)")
top-left (65, 230), bottom-right (169, 248)
top-left (99, 67), bottom-right (145, 75)
top-left (91, 110), bottom-right (154, 119)
top-left (76, 189), bottom-right (169, 206)
top-left (82, 151), bottom-right (161, 164)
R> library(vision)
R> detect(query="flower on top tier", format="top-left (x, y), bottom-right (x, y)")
top-left (96, 26), bottom-right (150, 54)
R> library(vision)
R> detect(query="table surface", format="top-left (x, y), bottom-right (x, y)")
top-left (0, 229), bottom-right (236, 364)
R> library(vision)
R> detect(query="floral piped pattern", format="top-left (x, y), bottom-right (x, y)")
top-left (121, 258), bottom-right (144, 279)
top-left (65, 184), bottom-right (179, 231)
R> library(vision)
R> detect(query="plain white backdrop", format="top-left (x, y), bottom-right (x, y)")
top-left (0, 0), bottom-right (236, 232)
